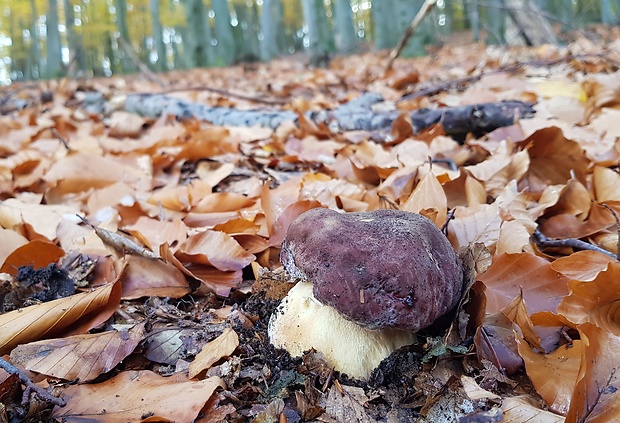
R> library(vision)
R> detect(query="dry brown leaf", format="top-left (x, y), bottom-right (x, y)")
top-left (10, 323), bottom-right (145, 382)
top-left (550, 250), bottom-right (615, 281)
top-left (44, 152), bottom-right (151, 195)
top-left (517, 335), bottom-right (582, 416)
top-left (188, 327), bottom-right (239, 378)
top-left (593, 165), bottom-right (620, 202)
top-left (0, 228), bottom-right (28, 268)
top-left (0, 198), bottom-right (80, 241)
top-left (53, 370), bottom-right (224, 423)
top-left (108, 111), bottom-right (146, 138)
top-left (401, 171), bottom-right (447, 227)
top-left (121, 255), bottom-right (190, 299)
top-left (175, 230), bottom-right (255, 272)
top-left (556, 261), bottom-right (620, 334)
top-left (518, 126), bottom-right (589, 193)
top-left (502, 291), bottom-right (541, 350)
top-left (0, 277), bottom-right (122, 355)
top-left (565, 323), bottom-right (620, 422)
top-left (124, 217), bottom-right (188, 253)
top-left (502, 396), bottom-right (565, 422)
top-left (0, 239), bottom-right (65, 276)
top-left (477, 252), bottom-right (568, 315)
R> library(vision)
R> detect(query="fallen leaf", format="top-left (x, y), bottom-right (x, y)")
top-left (10, 323), bottom-right (145, 382)
top-left (53, 370), bottom-right (224, 423)
top-left (0, 277), bottom-right (122, 355)
top-left (189, 328), bottom-right (239, 378)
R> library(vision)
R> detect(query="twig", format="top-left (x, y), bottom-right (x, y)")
top-left (159, 86), bottom-right (288, 106)
top-left (0, 356), bottom-right (66, 408)
top-left (118, 37), bottom-right (168, 88)
top-left (532, 228), bottom-right (617, 259)
top-left (50, 128), bottom-right (71, 151)
top-left (386, 0), bottom-right (438, 72)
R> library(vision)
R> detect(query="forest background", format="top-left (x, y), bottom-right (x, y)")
top-left (2, 0), bottom-right (620, 86)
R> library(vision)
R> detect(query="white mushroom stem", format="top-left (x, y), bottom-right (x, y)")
top-left (268, 281), bottom-right (416, 379)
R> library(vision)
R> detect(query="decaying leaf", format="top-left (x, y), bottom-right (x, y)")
top-left (10, 323), bottom-right (145, 382)
top-left (53, 370), bottom-right (224, 423)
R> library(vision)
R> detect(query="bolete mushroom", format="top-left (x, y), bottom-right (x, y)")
top-left (268, 208), bottom-right (464, 379)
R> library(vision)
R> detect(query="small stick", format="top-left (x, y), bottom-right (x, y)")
top-left (532, 228), bottom-right (616, 259)
top-left (386, 0), bottom-right (438, 72)
top-left (159, 86), bottom-right (288, 106)
top-left (50, 128), bottom-right (71, 151)
top-left (0, 357), bottom-right (66, 408)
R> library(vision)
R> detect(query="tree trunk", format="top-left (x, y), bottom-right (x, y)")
top-left (503, 0), bottom-right (557, 45)
top-left (184, 0), bottom-right (212, 67)
top-left (115, 0), bottom-right (135, 72)
top-left (301, 0), bottom-right (333, 65)
top-left (260, 0), bottom-right (281, 61)
top-left (29, 0), bottom-right (41, 79)
top-left (46, 0), bottom-right (63, 78)
top-left (212, 0), bottom-right (235, 66)
top-left (150, 0), bottom-right (167, 72)
top-left (371, 0), bottom-right (398, 49)
top-left (332, 0), bottom-right (356, 53)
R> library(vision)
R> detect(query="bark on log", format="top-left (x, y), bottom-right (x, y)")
top-left (123, 92), bottom-right (535, 138)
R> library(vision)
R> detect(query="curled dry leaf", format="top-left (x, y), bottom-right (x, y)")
top-left (175, 230), bottom-right (255, 272)
top-left (188, 327), bottom-right (239, 378)
top-left (566, 323), bottom-right (620, 422)
top-left (0, 239), bottom-right (65, 276)
top-left (10, 323), bottom-right (145, 382)
top-left (0, 277), bottom-right (122, 355)
top-left (401, 171), bottom-right (447, 227)
top-left (121, 255), bottom-right (190, 299)
top-left (501, 396), bottom-right (565, 423)
top-left (550, 250), bottom-right (615, 281)
top-left (123, 217), bottom-right (188, 253)
top-left (0, 198), bottom-right (81, 241)
top-left (556, 261), bottom-right (620, 334)
top-left (53, 370), bottom-right (224, 423)
top-left (477, 252), bottom-right (568, 315)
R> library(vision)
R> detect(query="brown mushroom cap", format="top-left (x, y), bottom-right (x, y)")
top-left (280, 208), bottom-right (463, 331)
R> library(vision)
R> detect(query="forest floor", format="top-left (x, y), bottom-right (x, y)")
top-left (1, 25), bottom-right (620, 422)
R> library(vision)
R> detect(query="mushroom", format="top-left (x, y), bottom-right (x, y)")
top-left (268, 208), bottom-right (464, 379)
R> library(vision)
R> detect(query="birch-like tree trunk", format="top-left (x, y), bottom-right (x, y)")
top-left (150, 0), bottom-right (167, 71)
top-left (212, 0), bottom-right (235, 65)
top-left (301, 0), bottom-right (333, 65)
top-left (46, 0), bottom-right (63, 78)
top-left (260, 0), bottom-right (281, 61)
top-left (333, 0), bottom-right (356, 53)
top-left (185, 0), bottom-right (212, 67)
top-left (29, 0), bottom-right (41, 79)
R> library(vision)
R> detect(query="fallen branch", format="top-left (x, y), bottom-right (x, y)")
top-left (386, 0), bottom-right (438, 72)
top-left (0, 356), bottom-right (66, 409)
top-left (158, 86), bottom-right (288, 106)
top-left (123, 92), bottom-right (534, 137)
top-left (532, 228), bottom-right (617, 259)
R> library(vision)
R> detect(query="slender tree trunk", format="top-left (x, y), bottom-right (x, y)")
top-left (46, 0), bottom-right (63, 78)
top-left (212, 0), bottom-right (235, 65)
top-left (150, 0), bottom-right (167, 71)
top-left (184, 0), bottom-right (212, 67)
top-left (260, 0), bottom-right (279, 61)
top-left (371, 0), bottom-right (398, 49)
top-left (115, 0), bottom-right (135, 72)
top-left (467, 0), bottom-right (480, 41)
top-left (332, 0), bottom-right (356, 53)
top-left (301, 0), bottom-right (333, 65)
top-left (29, 0), bottom-right (41, 79)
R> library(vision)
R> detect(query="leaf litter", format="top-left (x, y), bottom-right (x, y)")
top-left (1, 29), bottom-right (620, 422)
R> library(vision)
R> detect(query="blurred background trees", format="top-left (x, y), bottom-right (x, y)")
top-left (0, 0), bottom-right (618, 84)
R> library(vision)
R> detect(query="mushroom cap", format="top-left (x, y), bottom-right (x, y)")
top-left (280, 208), bottom-right (463, 331)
